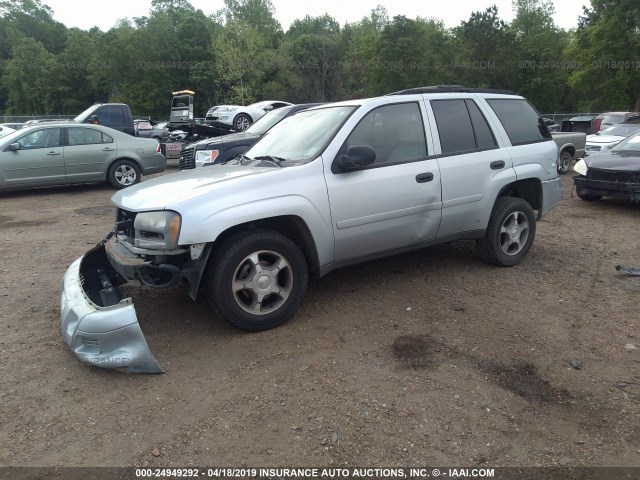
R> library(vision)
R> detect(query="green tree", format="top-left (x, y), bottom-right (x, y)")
top-left (568, 0), bottom-right (640, 111)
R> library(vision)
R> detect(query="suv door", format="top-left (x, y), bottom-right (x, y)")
top-left (0, 127), bottom-right (64, 186)
top-left (426, 97), bottom-right (515, 237)
top-left (324, 101), bottom-right (442, 261)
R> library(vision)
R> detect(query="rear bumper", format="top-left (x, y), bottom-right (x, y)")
top-left (539, 177), bottom-right (563, 219)
top-left (60, 245), bottom-right (164, 373)
top-left (141, 153), bottom-right (167, 175)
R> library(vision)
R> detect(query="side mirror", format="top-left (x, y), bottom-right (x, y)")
top-left (336, 145), bottom-right (376, 171)
top-left (264, 105), bottom-right (274, 111)
top-left (9, 143), bottom-right (20, 151)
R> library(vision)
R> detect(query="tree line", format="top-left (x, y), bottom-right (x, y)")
top-left (0, 0), bottom-right (638, 119)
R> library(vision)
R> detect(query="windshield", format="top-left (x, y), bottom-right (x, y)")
top-left (0, 126), bottom-right (34, 146)
top-left (599, 124), bottom-right (640, 136)
top-left (245, 106), bottom-right (356, 163)
top-left (600, 114), bottom-right (626, 125)
top-left (612, 132), bottom-right (640, 152)
top-left (244, 107), bottom-right (293, 135)
top-left (73, 105), bottom-right (97, 122)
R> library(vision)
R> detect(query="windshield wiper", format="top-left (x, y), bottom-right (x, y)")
top-left (222, 154), bottom-right (252, 166)
top-left (253, 155), bottom-right (286, 167)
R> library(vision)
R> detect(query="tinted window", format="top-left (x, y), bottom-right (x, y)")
top-left (97, 106), bottom-right (125, 128)
top-left (486, 99), bottom-right (551, 146)
top-left (466, 100), bottom-right (497, 149)
top-left (431, 100), bottom-right (476, 154)
top-left (17, 128), bottom-right (61, 149)
top-left (345, 103), bottom-right (427, 165)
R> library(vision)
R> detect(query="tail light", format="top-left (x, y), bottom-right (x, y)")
top-left (156, 143), bottom-right (161, 153)
top-left (593, 117), bottom-right (603, 133)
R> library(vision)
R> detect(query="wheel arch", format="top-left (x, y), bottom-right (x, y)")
top-left (495, 178), bottom-right (542, 212)
top-left (104, 156), bottom-right (142, 178)
top-left (209, 215), bottom-right (321, 280)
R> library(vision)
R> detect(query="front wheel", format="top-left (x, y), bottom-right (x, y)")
top-left (107, 159), bottom-right (141, 189)
top-left (477, 197), bottom-right (536, 267)
top-left (207, 230), bottom-right (309, 331)
top-left (557, 150), bottom-right (572, 174)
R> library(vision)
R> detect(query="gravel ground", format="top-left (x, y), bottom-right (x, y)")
top-left (0, 169), bottom-right (639, 470)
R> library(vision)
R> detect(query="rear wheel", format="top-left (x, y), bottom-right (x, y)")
top-left (477, 196), bottom-right (536, 267)
top-left (557, 150), bottom-right (572, 174)
top-left (207, 230), bottom-right (309, 331)
top-left (107, 159), bottom-right (140, 189)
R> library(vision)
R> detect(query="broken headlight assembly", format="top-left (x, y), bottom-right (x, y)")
top-left (133, 211), bottom-right (181, 250)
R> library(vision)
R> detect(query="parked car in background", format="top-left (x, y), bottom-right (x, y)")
top-left (0, 125), bottom-right (16, 138)
top-left (561, 115), bottom-right (597, 134)
top-left (0, 122), bottom-right (25, 131)
top-left (574, 131), bottom-right (640, 202)
top-left (0, 123), bottom-right (166, 190)
top-left (552, 131), bottom-right (586, 174)
top-left (205, 100), bottom-right (293, 131)
top-left (180, 103), bottom-right (322, 169)
top-left (585, 123), bottom-right (640, 155)
top-left (134, 119), bottom-right (169, 142)
top-left (591, 112), bottom-right (639, 134)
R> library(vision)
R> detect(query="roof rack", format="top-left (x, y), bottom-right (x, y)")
top-left (386, 85), bottom-right (516, 96)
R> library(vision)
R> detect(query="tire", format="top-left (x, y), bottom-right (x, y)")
top-left (207, 230), bottom-right (309, 331)
top-left (107, 159), bottom-right (141, 189)
top-left (576, 186), bottom-right (602, 201)
top-left (477, 196), bottom-right (536, 267)
top-left (233, 113), bottom-right (252, 131)
top-left (557, 150), bottom-right (572, 174)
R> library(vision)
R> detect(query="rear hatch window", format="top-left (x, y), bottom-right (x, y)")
top-left (487, 99), bottom-right (551, 146)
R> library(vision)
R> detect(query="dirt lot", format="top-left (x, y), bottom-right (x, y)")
top-left (0, 169), bottom-right (639, 470)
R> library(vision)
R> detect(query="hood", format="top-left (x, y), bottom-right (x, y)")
top-left (111, 165), bottom-right (276, 211)
top-left (586, 150), bottom-right (640, 171)
top-left (187, 131), bottom-right (260, 149)
top-left (586, 134), bottom-right (625, 144)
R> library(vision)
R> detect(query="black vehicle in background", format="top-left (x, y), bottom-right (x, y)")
top-left (574, 131), bottom-right (640, 203)
top-left (179, 103), bottom-right (322, 170)
top-left (74, 103), bottom-right (136, 136)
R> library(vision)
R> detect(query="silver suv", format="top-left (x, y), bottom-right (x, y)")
top-left (61, 86), bottom-right (563, 372)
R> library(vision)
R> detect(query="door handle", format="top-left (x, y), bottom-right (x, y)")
top-left (490, 160), bottom-right (505, 170)
top-left (416, 172), bottom-right (434, 183)
top-left (46, 151), bottom-right (60, 156)
top-left (103, 147), bottom-right (114, 151)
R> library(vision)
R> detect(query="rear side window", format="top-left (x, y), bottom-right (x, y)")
top-left (431, 99), bottom-right (497, 155)
top-left (486, 99), bottom-right (551, 146)
top-left (97, 106), bottom-right (126, 128)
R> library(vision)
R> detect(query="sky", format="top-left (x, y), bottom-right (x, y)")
top-left (43, 0), bottom-right (590, 32)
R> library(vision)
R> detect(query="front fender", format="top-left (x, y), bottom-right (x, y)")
top-left (178, 194), bottom-right (335, 267)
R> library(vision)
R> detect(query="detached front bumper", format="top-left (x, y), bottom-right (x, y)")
top-left (60, 245), bottom-right (164, 373)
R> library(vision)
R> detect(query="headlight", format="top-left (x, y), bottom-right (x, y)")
top-left (195, 150), bottom-right (220, 167)
top-left (134, 211), bottom-right (181, 249)
top-left (573, 159), bottom-right (588, 176)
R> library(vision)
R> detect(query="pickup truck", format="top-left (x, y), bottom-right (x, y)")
top-left (60, 86), bottom-right (563, 372)
top-left (552, 132), bottom-right (586, 174)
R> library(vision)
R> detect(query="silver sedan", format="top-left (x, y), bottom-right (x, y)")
top-left (0, 123), bottom-right (166, 190)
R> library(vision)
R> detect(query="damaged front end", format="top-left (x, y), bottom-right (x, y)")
top-left (60, 244), bottom-right (164, 373)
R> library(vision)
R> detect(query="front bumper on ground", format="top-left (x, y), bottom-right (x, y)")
top-left (60, 244), bottom-right (164, 373)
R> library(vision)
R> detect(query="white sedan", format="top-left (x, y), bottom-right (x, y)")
top-left (585, 123), bottom-right (640, 155)
top-left (0, 125), bottom-right (16, 138)
top-left (205, 100), bottom-right (293, 131)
